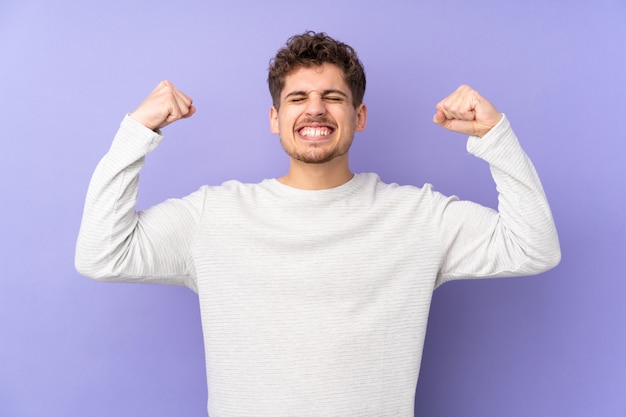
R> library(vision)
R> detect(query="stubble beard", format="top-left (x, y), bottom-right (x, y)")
top-left (280, 136), bottom-right (353, 165)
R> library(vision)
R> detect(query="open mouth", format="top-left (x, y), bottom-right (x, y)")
top-left (297, 125), bottom-right (335, 139)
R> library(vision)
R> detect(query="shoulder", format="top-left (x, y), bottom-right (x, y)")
top-left (194, 179), bottom-right (275, 206)
top-left (360, 173), bottom-right (437, 197)
top-left (356, 173), bottom-right (445, 210)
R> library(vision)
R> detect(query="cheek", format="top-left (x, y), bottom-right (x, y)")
top-left (276, 110), bottom-right (298, 132)
top-left (278, 119), bottom-right (292, 136)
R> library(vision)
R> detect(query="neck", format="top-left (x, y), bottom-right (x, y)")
top-left (279, 156), bottom-right (354, 190)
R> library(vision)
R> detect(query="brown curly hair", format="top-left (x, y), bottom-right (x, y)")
top-left (268, 31), bottom-right (366, 109)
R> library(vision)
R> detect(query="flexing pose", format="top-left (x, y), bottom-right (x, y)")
top-left (76, 31), bottom-right (560, 416)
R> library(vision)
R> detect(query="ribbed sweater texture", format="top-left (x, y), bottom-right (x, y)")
top-left (76, 114), bottom-right (560, 416)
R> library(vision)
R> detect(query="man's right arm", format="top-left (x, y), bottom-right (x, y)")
top-left (75, 82), bottom-right (202, 290)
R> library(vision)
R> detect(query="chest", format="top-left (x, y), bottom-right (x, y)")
top-left (190, 196), bottom-right (441, 306)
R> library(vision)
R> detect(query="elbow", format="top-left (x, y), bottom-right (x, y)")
top-left (74, 248), bottom-right (112, 282)
top-left (74, 247), bottom-right (90, 278)
top-left (543, 229), bottom-right (562, 271)
top-left (74, 231), bottom-right (120, 281)
top-left (529, 240), bottom-right (561, 274)
top-left (541, 246), bottom-right (561, 272)
top-left (524, 220), bottom-right (562, 274)
top-left (75, 256), bottom-right (101, 281)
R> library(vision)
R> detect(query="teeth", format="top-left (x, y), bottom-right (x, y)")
top-left (300, 127), bottom-right (331, 137)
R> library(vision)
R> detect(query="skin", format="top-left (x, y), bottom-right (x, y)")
top-left (269, 63), bottom-right (367, 189)
top-left (130, 80), bottom-right (196, 131)
top-left (433, 84), bottom-right (502, 138)
top-left (129, 70), bottom-right (502, 190)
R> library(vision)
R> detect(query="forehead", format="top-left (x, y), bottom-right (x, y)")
top-left (282, 63), bottom-right (350, 95)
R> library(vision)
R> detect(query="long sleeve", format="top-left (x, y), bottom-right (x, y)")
top-left (433, 115), bottom-right (561, 285)
top-left (75, 115), bottom-right (204, 291)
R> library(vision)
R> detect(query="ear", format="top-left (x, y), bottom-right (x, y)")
top-left (269, 106), bottom-right (279, 134)
top-left (355, 103), bottom-right (368, 132)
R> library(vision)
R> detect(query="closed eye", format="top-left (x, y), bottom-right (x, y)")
top-left (322, 89), bottom-right (349, 103)
top-left (284, 91), bottom-right (308, 103)
top-left (283, 90), bottom-right (350, 104)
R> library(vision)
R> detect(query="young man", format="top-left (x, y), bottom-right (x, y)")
top-left (76, 31), bottom-right (560, 416)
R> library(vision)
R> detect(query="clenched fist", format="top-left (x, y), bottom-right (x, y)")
top-left (433, 85), bottom-right (502, 138)
top-left (129, 80), bottom-right (196, 131)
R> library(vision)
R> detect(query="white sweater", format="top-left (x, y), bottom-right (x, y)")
top-left (76, 114), bottom-right (560, 416)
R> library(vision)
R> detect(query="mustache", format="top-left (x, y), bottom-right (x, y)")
top-left (296, 117), bottom-right (337, 127)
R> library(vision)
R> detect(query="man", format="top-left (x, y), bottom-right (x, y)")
top-left (76, 31), bottom-right (560, 416)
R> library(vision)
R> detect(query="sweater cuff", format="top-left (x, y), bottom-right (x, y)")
top-left (110, 114), bottom-right (165, 155)
top-left (466, 114), bottom-right (520, 159)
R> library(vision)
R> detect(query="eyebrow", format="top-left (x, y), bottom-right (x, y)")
top-left (284, 89), bottom-right (350, 100)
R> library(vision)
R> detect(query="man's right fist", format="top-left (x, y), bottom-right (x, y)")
top-left (129, 80), bottom-right (196, 131)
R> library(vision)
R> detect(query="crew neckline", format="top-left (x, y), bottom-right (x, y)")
top-left (264, 173), bottom-right (370, 198)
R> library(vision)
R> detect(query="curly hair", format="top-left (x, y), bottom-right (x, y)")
top-left (268, 31), bottom-right (366, 109)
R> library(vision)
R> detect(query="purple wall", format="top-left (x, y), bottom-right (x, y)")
top-left (1, 0), bottom-right (625, 416)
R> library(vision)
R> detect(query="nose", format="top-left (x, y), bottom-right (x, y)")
top-left (305, 94), bottom-right (326, 117)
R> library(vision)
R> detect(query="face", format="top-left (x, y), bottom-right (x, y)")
top-left (270, 63), bottom-right (367, 165)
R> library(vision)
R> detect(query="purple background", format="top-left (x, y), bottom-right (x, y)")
top-left (1, 1), bottom-right (625, 416)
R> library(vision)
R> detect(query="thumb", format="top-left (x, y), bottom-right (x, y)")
top-left (433, 109), bottom-right (447, 125)
top-left (432, 110), bottom-right (476, 136)
top-left (181, 105), bottom-right (197, 119)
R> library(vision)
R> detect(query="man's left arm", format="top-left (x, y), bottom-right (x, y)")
top-left (432, 85), bottom-right (561, 284)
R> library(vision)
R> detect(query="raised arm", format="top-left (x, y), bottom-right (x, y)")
top-left (75, 81), bottom-right (203, 290)
top-left (430, 85), bottom-right (561, 284)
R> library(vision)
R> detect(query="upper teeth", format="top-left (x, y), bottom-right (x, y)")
top-left (300, 127), bottom-right (331, 137)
